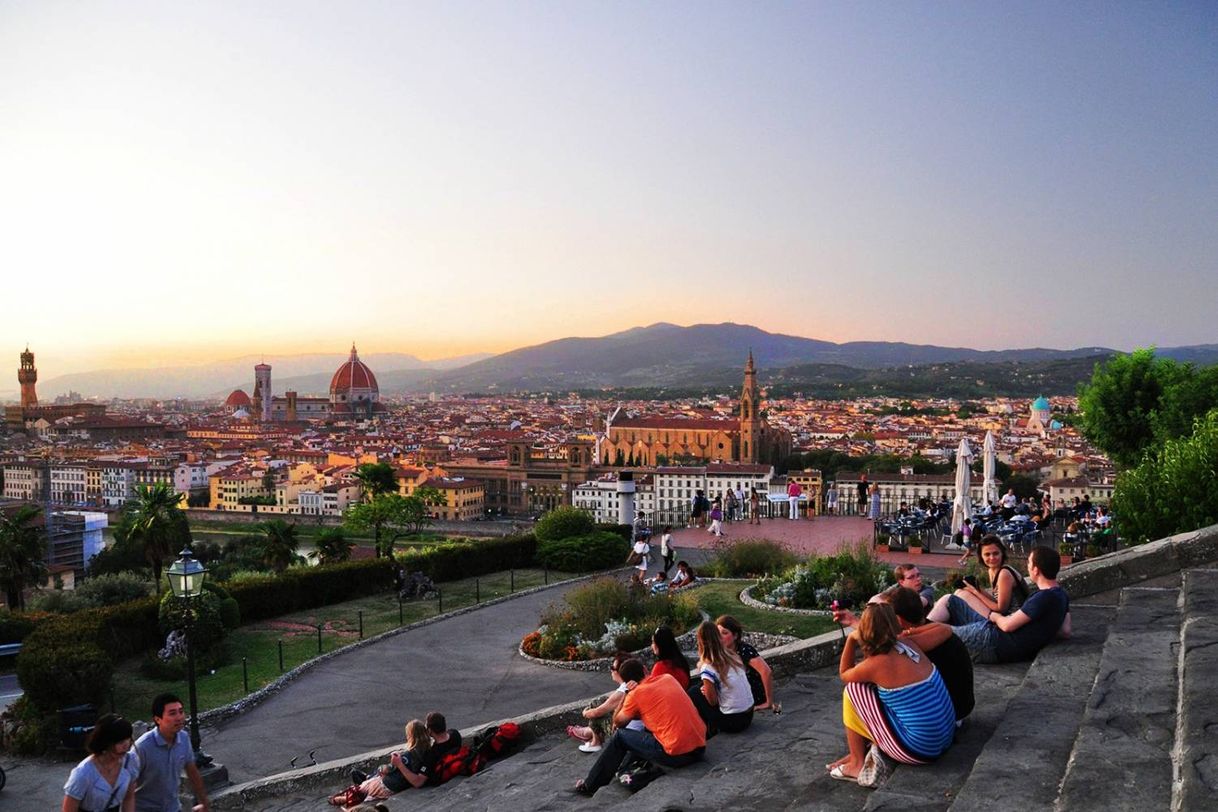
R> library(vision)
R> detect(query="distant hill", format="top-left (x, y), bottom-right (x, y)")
top-left (423, 322), bottom-right (1123, 394)
top-left (18, 324), bottom-right (1218, 400)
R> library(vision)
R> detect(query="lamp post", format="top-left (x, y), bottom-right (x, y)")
top-left (165, 546), bottom-right (212, 766)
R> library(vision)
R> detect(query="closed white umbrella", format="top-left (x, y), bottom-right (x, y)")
top-left (983, 431), bottom-right (998, 507)
top-left (951, 438), bottom-right (974, 535)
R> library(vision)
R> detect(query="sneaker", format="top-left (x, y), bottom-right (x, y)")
top-left (578, 742), bottom-right (602, 753)
top-left (350, 769), bottom-right (367, 785)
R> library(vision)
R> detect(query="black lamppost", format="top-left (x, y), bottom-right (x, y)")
top-left (165, 547), bottom-right (212, 766)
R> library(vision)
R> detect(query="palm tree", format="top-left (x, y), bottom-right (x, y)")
top-left (354, 462), bottom-right (397, 502)
top-left (0, 504), bottom-right (47, 609)
top-left (259, 519), bottom-right (300, 573)
top-left (314, 527), bottom-right (354, 565)
top-left (126, 482), bottom-right (191, 587)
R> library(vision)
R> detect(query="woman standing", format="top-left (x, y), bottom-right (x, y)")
top-left (749, 489), bottom-right (761, 524)
top-left (659, 526), bottom-right (675, 574)
top-left (716, 615), bottom-right (775, 710)
top-left (868, 483), bottom-right (882, 521)
top-left (687, 621), bottom-right (754, 735)
top-left (829, 604), bottom-right (955, 781)
top-left (63, 714), bottom-right (138, 812)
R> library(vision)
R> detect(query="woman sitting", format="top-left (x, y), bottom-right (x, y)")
top-left (929, 535), bottom-right (1027, 626)
top-left (650, 625), bottom-right (691, 688)
top-left (829, 603), bottom-right (955, 782)
top-left (687, 620), bottom-right (754, 735)
top-left (716, 614), bottom-right (775, 710)
top-left (333, 719), bottom-right (431, 805)
top-left (669, 560), bottom-right (697, 590)
top-left (566, 652), bottom-right (643, 753)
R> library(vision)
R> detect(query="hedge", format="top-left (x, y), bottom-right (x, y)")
top-left (224, 557), bottom-right (398, 623)
top-left (395, 534), bottom-right (537, 582)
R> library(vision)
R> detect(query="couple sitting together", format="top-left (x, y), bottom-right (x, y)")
top-left (331, 712), bottom-right (461, 807)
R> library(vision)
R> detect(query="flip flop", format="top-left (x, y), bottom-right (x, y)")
top-left (829, 765), bottom-right (857, 782)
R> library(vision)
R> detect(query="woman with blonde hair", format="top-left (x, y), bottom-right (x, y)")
top-left (829, 603), bottom-right (955, 783)
top-left (332, 719), bottom-right (432, 805)
top-left (687, 620), bottom-right (753, 735)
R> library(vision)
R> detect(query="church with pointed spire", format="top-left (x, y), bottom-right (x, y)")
top-left (599, 354), bottom-right (792, 467)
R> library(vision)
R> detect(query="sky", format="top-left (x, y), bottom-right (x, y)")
top-left (2, 1), bottom-right (1216, 376)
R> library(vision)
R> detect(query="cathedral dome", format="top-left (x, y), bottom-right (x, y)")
top-left (330, 345), bottom-right (379, 394)
top-left (226, 389), bottom-right (252, 408)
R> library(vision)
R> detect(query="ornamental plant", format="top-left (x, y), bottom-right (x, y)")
top-left (756, 542), bottom-right (891, 611)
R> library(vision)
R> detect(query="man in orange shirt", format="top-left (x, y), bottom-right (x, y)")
top-left (573, 658), bottom-right (706, 796)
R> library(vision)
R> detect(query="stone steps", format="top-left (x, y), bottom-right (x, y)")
top-left (1174, 568), bottom-right (1218, 811)
top-left (1055, 587), bottom-right (1180, 811)
top-left (948, 604), bottom-right (1116, 811)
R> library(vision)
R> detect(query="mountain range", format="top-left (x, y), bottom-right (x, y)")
top-left (11, 324), bottom-right (1218, 400)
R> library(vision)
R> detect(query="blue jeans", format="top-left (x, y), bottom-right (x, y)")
top-left (583, 729), bottom-right (704, 793)
top-left (951, 617), bottom-right (1000, 663)
top-left (945, 594), bottom-right (987, 626)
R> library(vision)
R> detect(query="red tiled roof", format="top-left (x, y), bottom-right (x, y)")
top-left (613, 417), bottom-right (736, 431)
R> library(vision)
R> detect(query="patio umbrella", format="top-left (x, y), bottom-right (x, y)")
top-left (983, 431), bottom-right (998, 507)
top-left (951, 438), bottom-right (974, 535)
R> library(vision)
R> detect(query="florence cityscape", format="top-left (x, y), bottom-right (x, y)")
top-left (1, 3), bottom-right (1216, 811)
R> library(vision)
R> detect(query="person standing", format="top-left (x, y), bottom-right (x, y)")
top-left (786, 479), bottom-right (802, 520)
top-left (708, 499), bottom-right (725, 537)
top-left (134, 693), bottom-right (210, 812)
top-left (63, 714), bottom-right (139, 812)
top-left (734, 486), bottom-right (745, 521)
top-left (659, 525), bottom-right (675, 573)
top-left (749, 489), bottom-right (761, 524)
top-left (826, 485), bottom-right (838, 516)
top-left (857, 474), bottom-right (869, 516)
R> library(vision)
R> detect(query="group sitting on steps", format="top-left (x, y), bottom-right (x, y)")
top-left (574, 539), bottom-right (1069, 795)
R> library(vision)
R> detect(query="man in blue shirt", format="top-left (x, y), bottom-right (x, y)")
top-left (133, 693), bottom-right (210, 812)
top-left (951, 546), bottom-right (1072, 663)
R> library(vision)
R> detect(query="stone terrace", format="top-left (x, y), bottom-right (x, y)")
top-left (213, 525), bottom-right (1218, 811)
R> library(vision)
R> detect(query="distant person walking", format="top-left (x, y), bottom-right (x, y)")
top-left (787, 480), bottom-right (802, 520)
top-left (134, 693), bottom-right (211, 812)
top-left (659, 525), bottom-right (675, 573)
top-left (857, 475), bottom-right (869, 516)
top-left (749, 489), bottom-right (761, 524)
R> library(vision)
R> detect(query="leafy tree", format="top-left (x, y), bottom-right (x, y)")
top-left (535, 505), bottom-right (595, 543)
top-left (0, 505), bottom-right (46, 609)
top-left (1111, 409), bottom-right (1218, 544)
top-left (258, 519), bottom-right (301, 572)
top-left (345, 494), bottom-right (429, 557)
top-left (1077, 349), bottom-right (1188, 467)
top-left (1152, 364), bottom-right (1218, 446)
top-left (314, 527), bottom-right (354, 565)
top-left (1003, 473), bottom-right (1042, 501)
top-left (414, 485), bottom-right (444, 507)
top-left (354, 462), bottom-right (398, 501)
top-left (124, 482), bottom-right (192, 587)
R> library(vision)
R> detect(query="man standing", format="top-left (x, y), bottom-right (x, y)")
top-left (134, 693), bottom-right (210, 812)
top-left (786, 479), bottom-right (802, 520)
top-left (573, 658), bottom-right (706, 796)
top-left (856, 474), bottom-right (869, 515)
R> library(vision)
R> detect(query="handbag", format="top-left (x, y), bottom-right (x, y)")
top-left (856, 743), bottom-right (893, 788)
top-left (625, 551), bottom-right (642, 566)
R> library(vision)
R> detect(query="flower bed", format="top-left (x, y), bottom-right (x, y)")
top-left (753, 544), bottom-right (892, 611)
top-left (520, 577), bottom-right (701, 663)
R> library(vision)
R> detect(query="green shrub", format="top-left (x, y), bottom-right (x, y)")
top-left (395, 534), bottom-right (538, 581)
top-left (756, 542), bottom-right (891, 610)
top-left (158, 590), bottom-right (226, 652)
top-left (531, 578), bottom-right (700, 661)
top-left (0, 696), bottom-right (58, 755)
top-left (596, 523), bottom-right (633, 543)
top-left (224, 557), bottom-right (398, 623)
top-left (0, 608), bottom-right (41, 644)
top-left (535, 507), bottom-right (595, 543)
top-left (26, 589), bottom-right (88, 614)
top-left (73, 572), bottom-right (154, 608)
top-left (704, 538), bottom-right (799, 578)
top-left (536, 531), bottom-right (628, 572)
top-left (16, 614), bottom-right (114, 712)
top-left (218, 597), bottom-right (241, 629)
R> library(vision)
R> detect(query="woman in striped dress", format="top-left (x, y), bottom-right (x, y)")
top-left (828, 603), bottom-right (955, 782)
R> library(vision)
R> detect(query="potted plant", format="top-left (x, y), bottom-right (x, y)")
top-left (1085, 543), bottom-right (1100, 560)
top-left (908, 535), bottom-right (924, 555)
top-left (1058, 541), bottom-right (1073, 567)
top-left (875, 532), bottom-right (890, 553)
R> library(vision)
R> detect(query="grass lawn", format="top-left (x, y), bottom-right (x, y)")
top-left (107, 568), bottom-right (553, 722)
top-left (692, 580), bottom-right (838, 639)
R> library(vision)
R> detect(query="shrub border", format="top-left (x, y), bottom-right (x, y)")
top-left (738, 584), bottom-right (834, 616)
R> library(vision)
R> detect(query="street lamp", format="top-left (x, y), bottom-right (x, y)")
top-left (165, 547), bottom-right (212, 766)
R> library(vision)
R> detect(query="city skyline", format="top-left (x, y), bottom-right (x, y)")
top-left (3, 2), bottom-right (1215, 373)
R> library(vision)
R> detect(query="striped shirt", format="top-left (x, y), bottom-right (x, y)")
top-left (877, 666), bottom-right (956, 758)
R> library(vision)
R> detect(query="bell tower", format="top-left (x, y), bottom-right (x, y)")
top-left (18, 346), bottom-right (38, 408)
top-left (739, 350), bottom-right (760, 463)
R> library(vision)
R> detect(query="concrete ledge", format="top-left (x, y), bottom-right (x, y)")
top-left (1059, 524), bottom-right (1218, 599)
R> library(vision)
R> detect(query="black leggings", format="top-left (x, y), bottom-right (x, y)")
top-left (687, 685), bottom-right (754, 735)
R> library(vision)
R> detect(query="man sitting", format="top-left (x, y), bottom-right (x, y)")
top-left (878, 564), bottom-right (935, 610)
top-left (573, 658), bottom-right (706, 796)
top-left (949, 546), bottom-right (1071, 663)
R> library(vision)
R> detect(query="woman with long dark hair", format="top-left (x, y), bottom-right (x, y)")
top-left (650, 625), bottom-right (691, 688)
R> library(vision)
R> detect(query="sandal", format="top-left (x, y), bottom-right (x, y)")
top-left (829, 764), bottom-right (858, 782)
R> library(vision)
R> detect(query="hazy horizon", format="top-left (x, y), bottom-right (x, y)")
top-left (3, 2), bottom-right (1215, 373)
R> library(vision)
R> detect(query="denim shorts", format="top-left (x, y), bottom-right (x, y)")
top-left (951, 619), bottom-right (999, 663)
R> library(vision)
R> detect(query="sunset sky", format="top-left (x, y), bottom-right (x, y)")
top-left (2, 2), bottom-right (1215, 376)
